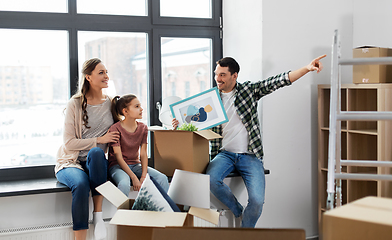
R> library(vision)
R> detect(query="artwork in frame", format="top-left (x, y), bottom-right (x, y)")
top-left (170, 87), bottom-right (228, 130)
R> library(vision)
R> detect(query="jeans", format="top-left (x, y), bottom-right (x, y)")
top-left (206, 150), bottom-right (265, 228)
top-left (56, 147), bottom-right (108, 231)
top-left (109, 164), bottom-right (169, 196)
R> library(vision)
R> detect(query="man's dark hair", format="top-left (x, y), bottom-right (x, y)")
top-left (216, 57), bottom-right (240, 75)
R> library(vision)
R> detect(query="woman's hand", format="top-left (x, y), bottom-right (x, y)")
top-left (97, 130), bottom-right (120, 144)
top-left (172, 118), bottom-right (179, 130)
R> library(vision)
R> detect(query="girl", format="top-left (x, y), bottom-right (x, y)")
top-left (108, 94), bottom-right (169, 196)
top-left (55, 58), bottom-right (119, 240)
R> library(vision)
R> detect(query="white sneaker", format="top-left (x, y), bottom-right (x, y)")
top-left (218, 209), bottom-right (228, 216)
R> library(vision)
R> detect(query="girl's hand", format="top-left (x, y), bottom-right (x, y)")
top-left (131, 177), bottom-right (142, 191)
top-left (172, 118), bottom-right (179, 130)
top-left (97, 130), bottom-right (119, 144)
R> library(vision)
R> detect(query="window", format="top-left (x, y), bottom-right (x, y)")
top-left (77, 0), bottom-right (147, 16)
top-left (160, 0), bottom-right (212, 18)
top-left (0, 0), bottom-right (67, 13)
top-left (0, 29), bottom-right (68, 168)
top-left (160, 37), bottom-right (213, 100)
top-left (0, 0), bottom-right (222, 181)
top-left (185, 81), bottom-right (190, 98)
top-left (78, 31), bottom-right (148, 124)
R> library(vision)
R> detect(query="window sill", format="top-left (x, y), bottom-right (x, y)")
top-left (0, 178), bottom-right (70, 197)
top-left (0, 169), bottom-right (270, 198)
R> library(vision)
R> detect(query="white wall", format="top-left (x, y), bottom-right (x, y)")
top-left (222, 0), bottom-right (354, 237)
top-left (353, 0), bottom-right (392, 48)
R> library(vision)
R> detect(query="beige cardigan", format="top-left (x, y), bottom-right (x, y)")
top-left (55, 97), bottom-right (102, 174)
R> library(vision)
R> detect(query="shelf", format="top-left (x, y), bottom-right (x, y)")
top-left (318, 84), bottom-right (392, 237)
top-left (347, 129), bottom-right (377, 135)
top-left (347, 180), bottom-right (377, 202)
top-left (321, 127), bottom-right (348, 132)
top-left (318, 87), bottom-right (347, 129)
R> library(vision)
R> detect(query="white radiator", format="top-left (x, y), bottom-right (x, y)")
top-left (193, 216), bottom-right (217, 227)
top-left (0, 222), bottom-right (116, 240)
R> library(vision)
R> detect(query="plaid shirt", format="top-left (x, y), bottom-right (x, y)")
top-left (210, 71), bottom-right (292, 160)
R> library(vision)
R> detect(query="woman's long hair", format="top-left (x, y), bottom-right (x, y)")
top-left (111, 94), bottom-right (137, 123)
top-left (72, 58), bottom-right (102, 128)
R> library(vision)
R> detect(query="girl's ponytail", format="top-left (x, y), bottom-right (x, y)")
top-left (111, 96), bottom-right (121, 123)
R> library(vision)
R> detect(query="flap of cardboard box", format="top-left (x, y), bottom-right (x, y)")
top-left (96, 181), bottom-right (129, 209)
top-left (324, 196), bottom-right (392, 226)
top-left (168, 169), bottom-right (210, 209)
top-left (188, 207), bottom-right (219, 225)
top-left (111, 209), bottom-right (188, 227)
top-left (194, 129), bottom-right (222, 140)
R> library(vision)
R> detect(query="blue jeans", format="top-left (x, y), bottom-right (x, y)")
top-left (56, 147), bottom-right (108, 231)
top-left (109, 164), bottom-right (169, 196)
top-left (206, 150), bottom-right (265, 228)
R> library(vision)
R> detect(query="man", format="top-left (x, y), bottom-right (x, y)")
top-left (174, 55), bottom-right (326, 228)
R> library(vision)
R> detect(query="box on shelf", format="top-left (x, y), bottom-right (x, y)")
top-left (353, 46), bottom-right (392, 84)
top-left (152, 129), bottom-right (222, 176)
top-left (323, 196), bottom-right (392, 240)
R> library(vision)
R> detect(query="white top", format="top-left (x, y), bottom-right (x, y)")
top-left (78, 97), bottom-right (113, 161)
top-left (220, 89), bottom-right (249, 154)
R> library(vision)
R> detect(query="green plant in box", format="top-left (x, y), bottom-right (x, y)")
top-left (178, 122), bottom-right (198, 131)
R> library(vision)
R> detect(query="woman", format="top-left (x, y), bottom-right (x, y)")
top-left (55, 58), bottom-right (119, 240)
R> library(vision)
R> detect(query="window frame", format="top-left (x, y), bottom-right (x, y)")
top-left (0, 0), bottom-right (222, 182)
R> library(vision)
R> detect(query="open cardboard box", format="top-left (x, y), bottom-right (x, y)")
top-left (97, 170), bottom-right (306, 240)
top-left (151, 128), bottom-right (222, 176)
top-left (96, 171), bottom-right (219, 240)
top-left (323, 196), bottom-right (392, 240)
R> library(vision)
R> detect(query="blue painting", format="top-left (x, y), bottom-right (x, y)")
top-left (178, 97), bottom-right (219, 125)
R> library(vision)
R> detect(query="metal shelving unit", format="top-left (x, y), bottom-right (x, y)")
top-left (326, 29), bottom-right (392, 210)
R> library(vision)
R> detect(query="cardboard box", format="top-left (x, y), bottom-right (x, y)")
top-left (96, 180), bottom-right (220, 240)
top-left (151, 227), bottom-right (306, 240)
top-left (153, 129), bottom-right (222, 176)
top-left (323, 196), bottom-right (392, 240)
top-left (353, 46), bottom-right (392, 83)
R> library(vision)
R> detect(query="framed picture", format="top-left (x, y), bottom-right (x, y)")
top-left (170, 87), bottom-right (228, 130)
